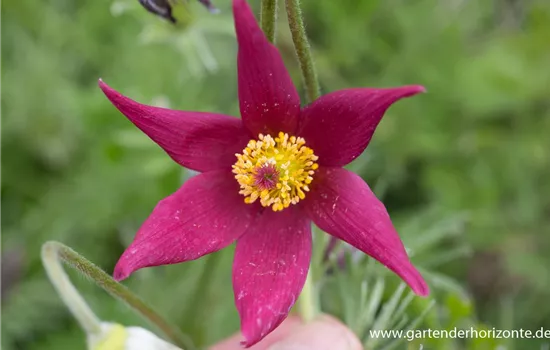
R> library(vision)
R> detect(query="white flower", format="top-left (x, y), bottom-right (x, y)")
top-left (88, 322), bottom-right (182, 350)
top-left (41, 242), bottom-right (184, 350)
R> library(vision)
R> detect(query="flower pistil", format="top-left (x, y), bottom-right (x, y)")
top-left (233, 132), bottom-right (319, 211)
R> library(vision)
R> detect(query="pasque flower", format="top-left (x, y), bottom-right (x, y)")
top-left (100, 0), bottom-right (429, 346)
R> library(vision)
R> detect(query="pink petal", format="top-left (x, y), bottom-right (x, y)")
top-left (233, 0), bottom-right (301, 136)
top-left (99, 80), bottom-right (250, 172)
top-left (114, 170), bottom-right (255, 281)
top-left (304, 167), bottom-right (429, 296)
top-left (298, 86), bottom-right (425, 167)
top-left (233, 207), bottom-right (312, 347)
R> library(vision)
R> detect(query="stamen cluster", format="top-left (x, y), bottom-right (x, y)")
top-left (233, 132), bottom-right (319, 211)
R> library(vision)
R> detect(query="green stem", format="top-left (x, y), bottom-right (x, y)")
top-left (41, 241), bottom-right (194, 350)
top-left (260, 0), bottom-right (279, 43)
top-left (284, 0), bottom-right (320, 322)
top-left (285, 0), bottom-right (320, 103)
top-left (42, 242), bottom-right (102, 336)
top-left (181, 252), bottom-right (223, 345)
top-left (297, 271), bottom-right (317, 322)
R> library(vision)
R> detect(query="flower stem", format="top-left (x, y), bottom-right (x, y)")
top-left (285, 0), bottom-right (320, 103)
top-left (260, 0), bottom-right (278, 43)
top-left (41, 241), bottom-right (194, 350)
top-left (181, 251), bottom-right (223, 345)
top-left (42, 242), bottom-right (103, 336)
top-left (284, 0), bottom-right (320, 322)
top-left (297, 271), bottom-right (317, 322)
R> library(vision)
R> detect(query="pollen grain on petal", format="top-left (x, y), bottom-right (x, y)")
top-left (232, 132), bottom-right (319, 211)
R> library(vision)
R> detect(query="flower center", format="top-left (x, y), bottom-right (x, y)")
top-left (232, 132), bottom-right (319, 211)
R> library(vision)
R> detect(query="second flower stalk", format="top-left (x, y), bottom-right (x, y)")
top-left (258, 0), bottom-right (322, 323)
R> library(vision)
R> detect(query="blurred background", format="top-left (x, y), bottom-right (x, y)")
top-left (2, 0), bottom-right (550, 349)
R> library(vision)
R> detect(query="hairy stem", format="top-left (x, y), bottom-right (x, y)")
top-left (41, 241), bottom-right (194, 350)
top-left (284, 0), bottom-right (320, 322)
top-left (285, 0), bottom-right (320, 102)
top-left (260, 0), bottom-right (279, 43)
top-left (42, 242), bottom-right (102, 335)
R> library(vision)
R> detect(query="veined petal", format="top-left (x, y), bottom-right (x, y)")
top-left (114, 170), bottom-right (254, 281)
top-left (298, 86), bottom-right (425, 167)
top-left (233, 207), bottom-right (311, 347)
top-left (234, 0), bottom-right (301, 136)
top-left (99, 80), bottom-right (249, 172)
top-left (304, 167), bottom-right (429, 296)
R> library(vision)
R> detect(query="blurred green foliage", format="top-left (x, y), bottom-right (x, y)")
top-left (2, 0), bottom-right (550, 349)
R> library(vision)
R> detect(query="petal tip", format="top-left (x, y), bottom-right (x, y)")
top-left (233, 0), bottom-right (246, 8)
top-left (413, 283), bottom-right (430, 297)
top-left (97, 80), bottom-right (137, 112)
top-left (112, 271), bottom-right (128, 282)
top-left (413, 85), bottom-right (427, 94)
top-left (113, 261), bottom-right (133, 282)
top-left (232, 0), bottom-right (258, 32)
top-left (98, 79), bottom-right (114, 96)
top-left (97, 78), bottom-right (107, 88)
top-left (407, 267), bottom-right (430, 297)
top-left (239, 334), bottom-right (261, 348)
top-left (239, 327), bottom-right (257, 348)
top-left (232, 0), bottom-right (248, 13)
top-left (400, 84), bottom-right (426, 97)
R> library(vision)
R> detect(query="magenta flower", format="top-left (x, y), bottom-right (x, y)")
top-left (99, 0), bottom-right (429, 346)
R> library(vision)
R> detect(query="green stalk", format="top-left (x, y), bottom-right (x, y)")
top-left (180, 252), bottom-right (223, 345)
top-left (285, 0), bottom-right (320, 102)
top-left (41, 241), bottom-right (194, 350)
top-left (284, 0), bottom-right (320, 323)
top-left (42, 242), bottom-right (103, 336)
top-left (260, 0), bottom-right (279, 43)
top-left (297, 271), bottom-right (317, 322)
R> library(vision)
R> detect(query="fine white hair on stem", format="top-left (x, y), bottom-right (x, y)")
top-left (41, 242), bottom-right (103, 336)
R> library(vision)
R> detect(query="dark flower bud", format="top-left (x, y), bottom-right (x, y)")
top-left (197, 0), bottom-right (219, 13)
top-left (139, 0), bottom-right (176, 23)
top-left (138, 0), bottom-right (218, 23)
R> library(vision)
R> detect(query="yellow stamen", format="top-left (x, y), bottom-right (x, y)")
top-left (232, 132), bottom-right (319, 211)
